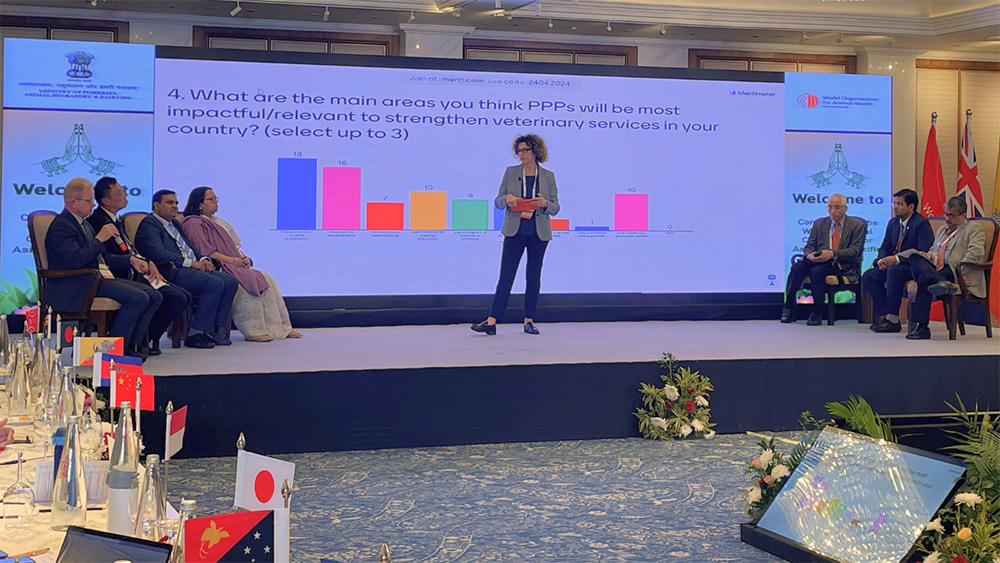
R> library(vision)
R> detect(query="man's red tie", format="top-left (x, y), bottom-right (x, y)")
top-left (832, 222), bottom-right (841, 251)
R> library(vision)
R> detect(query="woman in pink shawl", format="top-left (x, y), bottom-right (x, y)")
top-left (181, 187), bottom-right (301, 342)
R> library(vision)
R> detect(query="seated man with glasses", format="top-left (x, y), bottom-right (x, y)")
top-left (45, 177), bottom-right (163, 360)
top-left (893, 196), bottom-right (986, 340)
top-left (781, 193), bottom-right (868, 326)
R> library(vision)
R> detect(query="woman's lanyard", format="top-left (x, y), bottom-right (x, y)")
top-left (522, 165), bottom-right (538, 199)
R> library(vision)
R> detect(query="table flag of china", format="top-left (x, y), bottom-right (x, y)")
top-left (111, 371), bottom-right (155, 411)
top-left (184, 509), bottom-right (290, 563)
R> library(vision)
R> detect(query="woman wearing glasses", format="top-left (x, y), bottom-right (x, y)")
top-left (472, 134), bottom-right (560, 335)
top-left (181, 187), bottom-right (301, 342)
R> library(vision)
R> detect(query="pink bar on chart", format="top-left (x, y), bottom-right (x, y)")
top-left (322, 167), bottom-right (361, 230)
top-left (614, 194), bottom-right (648, 231)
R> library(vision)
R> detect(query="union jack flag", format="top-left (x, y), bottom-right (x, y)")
top-left (957, 114), bottom-right (985, 218)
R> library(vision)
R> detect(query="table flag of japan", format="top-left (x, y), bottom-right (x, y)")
top-left (165, 404), bottom-right (187, 461)
top-left (235, 450), bottom-right (295, 511)
top-left (111, 371), bottom-right (155, 411)
top-left (93, 352), bottom-right (143, 387)
top-left (184, 508), bottom-right (289, 563)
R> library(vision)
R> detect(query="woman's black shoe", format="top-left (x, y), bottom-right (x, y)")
top-left (471, 321), bottom-right (496, 335)
top-left (523, 322), bottom-right (539, 335)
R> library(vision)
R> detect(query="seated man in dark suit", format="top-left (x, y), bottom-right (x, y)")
top-left (781, 193), bottom-right (867, 326)
top-left (86, 176), bottom-right (192, 355)
top-left (45, 177), bottom-right (162, 359)
top-left (862, 188), bottom-right (934, 333)
top-left (134, 189), bottom-right (238, 349)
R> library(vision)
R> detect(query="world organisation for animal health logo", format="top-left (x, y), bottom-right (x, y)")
top-left (797, 93), bottom-right (819, 109)
top-left (66, 50), bottom-right (95, 79)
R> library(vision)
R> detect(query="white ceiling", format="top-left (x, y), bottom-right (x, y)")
top-left (2, 0), bottom-right (998, 56)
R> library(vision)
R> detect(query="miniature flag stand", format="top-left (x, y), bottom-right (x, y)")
top-left (183, 433), bottom-right (291, 562)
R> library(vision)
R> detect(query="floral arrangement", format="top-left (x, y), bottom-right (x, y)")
top-left (634, 353), bottom-right (715, 440)
top-left (743, 431), bottom-right (821, 523)
top-left (914, 398), bottom-right (1000, 563)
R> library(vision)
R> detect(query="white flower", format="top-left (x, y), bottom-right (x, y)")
top-left (758, 449), bottom-right (774, 466)
top-left (922, 552), bottom-right (940, 563)
top-left (924, 517), bottom-right (944, 533)
top-left (694, 395), bottom-right (709, 407)
top-left (953, 492), bottom-right (982, 507)
top-left (691, 419), bottom-right (705, 432)
top-left (992, 556), bottom-right (1000, 563)
top-left (664, 385), bottom-right (680, 401)
top-left (705, 430), bottom-right (716, 438)
top-left (649, 417), bottom-right (668, 431)
top-left (679, 424), bottom-right (693, 437)
top-left (770, 464), bottom-right (790, 481)
top-left (747, 486), bottom-right (762, 504)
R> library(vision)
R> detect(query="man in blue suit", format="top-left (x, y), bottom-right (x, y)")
top-left (134, 189), bottom-right (238, 349)
top-left (862, 188), bottom-right (935, 333)
top-left (45, 177), bottom-right (162, 359)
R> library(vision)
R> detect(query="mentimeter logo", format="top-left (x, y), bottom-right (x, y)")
top-left (797, 93), bottom-right (819, 109)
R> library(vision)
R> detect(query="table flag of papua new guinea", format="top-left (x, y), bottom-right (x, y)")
top-left (184, 509), bottom-right (289, 563)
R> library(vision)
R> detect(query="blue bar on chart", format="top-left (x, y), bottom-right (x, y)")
top-left (574, 226), bottom-right (610, 231)
top-left (493, 206), bottom-right (505, 231)
top-left (277, 158), bottom-right (317, 230)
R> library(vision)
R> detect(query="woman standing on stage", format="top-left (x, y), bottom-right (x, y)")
top-left (471, 133), bottom-right (560, 335)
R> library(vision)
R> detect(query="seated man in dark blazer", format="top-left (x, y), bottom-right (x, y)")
top-left (781, 193), bottom-right (868, 326)
top-left (45, 177), bottom-right (162, 359)
top-left (861, 188), bottom-right (934, 333)
top-left (86, 176), bottom-right (192, 355)
top-left (134, 189), bottom-right (238, 349)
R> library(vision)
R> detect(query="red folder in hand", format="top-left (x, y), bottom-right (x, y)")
top-left (511, 198), bottom-right (537, 212)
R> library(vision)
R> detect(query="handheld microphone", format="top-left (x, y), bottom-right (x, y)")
top-left (113, 235), bottom-right (134, 255)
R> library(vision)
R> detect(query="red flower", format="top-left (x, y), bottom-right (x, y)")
top-left (758, 479), bottom-right (766, 485)
top-left (952, 557), bottom-right (967, 563)
top-left (686, 388), bottom-right (694, 394)
top-left (666, 402), bottom-right (672, 409)
top-left (685, 400), bottom-right (695, 412)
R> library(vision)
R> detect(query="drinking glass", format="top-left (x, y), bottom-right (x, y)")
top-left (33, 401), bottom-right (57, 457)
top-left (79, 407), bottom-right (103, 460)
top-left (2, 452), bottom-right (36, 529)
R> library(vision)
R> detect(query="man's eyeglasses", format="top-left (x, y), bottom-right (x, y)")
top-left (827, 204), bottom-right (844, 210)
top-left (944, 211), bottom-right (963, 218)
top-left (74, 198), bottom-right (95, 204)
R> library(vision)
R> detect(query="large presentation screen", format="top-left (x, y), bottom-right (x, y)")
top-left (0, 38), bottom-right (891, 311)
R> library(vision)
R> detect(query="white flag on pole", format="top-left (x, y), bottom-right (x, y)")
top-left (234, 450), bottom-right (295, 510)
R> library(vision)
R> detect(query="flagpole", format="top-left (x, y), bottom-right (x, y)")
top-left (109, 357), bottom-right (116, 435)
top-left (163, 401), bottom-right (173, 504)
top-left (135, 377), bottom-right (142, 436)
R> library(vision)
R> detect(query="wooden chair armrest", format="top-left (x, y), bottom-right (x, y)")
top-left (958, 260), bottom-right (992, 270)
top-left (37, 268), bottom-right (102, 315)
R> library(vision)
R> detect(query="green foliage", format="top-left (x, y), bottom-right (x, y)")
top-left (634, 353), bottom-right (715, 440)
top-left (0, 268), bottom-right (39, 315)
top-left (742, 430), bottom-right (822, 524)
top-left (825, 395), bottom-right (896, 442)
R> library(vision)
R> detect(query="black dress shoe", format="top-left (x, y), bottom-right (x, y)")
top-left (906, 325), bottom-right (931, 340)
top-left (147, 340), bottom-right (162, 356)
top-left (871, 319), bottom-right (902, 333)
top-left (928, 280), bottom-right (959, 297)
top-left (207, 328), bottom-right (232, 346)
top-left (780, 307), bottom-right (797, 323)
top-left (470, 321), bottom-right (496, 335)
top-left (806, 313), bottom-right (823, 326)
top-left (523, 322), bottom-right (539, 335)
top-left (185, 333), bottom-right (216, 349)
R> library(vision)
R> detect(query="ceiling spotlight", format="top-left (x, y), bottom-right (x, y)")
top-left (408, 10), bottom-right (415, 22)
top-left (90, 0), bottom-right (97, 5)
top-left (506, 12), bottom-right (513, 20)
top-left (659, 24), bottom-right (667, 36)
top-left (798, 31), bottom-right (809, 44)
top-left (886, 35), bottom-right (895, 47)
top-left (230, 1), bottom-right (242, 16)
top-left (322, 7), bottom-right (330, 21)
top-left (547, 18), bottom-right (553, 29)
top-left (836, 32), bottom-right (844, 43)
top-left (607, 22), bottom-right (612, 32)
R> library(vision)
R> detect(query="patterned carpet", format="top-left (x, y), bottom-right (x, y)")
top-left (166, 434), bottom-right (787, 562)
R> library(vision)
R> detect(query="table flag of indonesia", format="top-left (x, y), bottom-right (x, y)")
top-left (165, 405), bottom-right (187, 461)
top-left (110, 371), bottom-right (155, 411)
top-left (184, 509), bottom-right (290, 563)
top-left (93, 352), bottom-right (143, 387)
top-left (235, 450), bottom-right (295, 511)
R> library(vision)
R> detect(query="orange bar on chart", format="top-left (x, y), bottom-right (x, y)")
top-left (409, 192), bottom-right (447, 230)
top-left (550, 218), bottom-right (569, 231)
top-left (366, 202), bottom-right (404, 230)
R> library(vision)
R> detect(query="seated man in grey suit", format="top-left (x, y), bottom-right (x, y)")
top-left (781, 193), bottom-right (867, 326)
top-left (134, 189), bottom-right (238, 349)
top-left (45, 177), bottom-right (162, 359)
top-left (896, 196), bottom-right (986, 340)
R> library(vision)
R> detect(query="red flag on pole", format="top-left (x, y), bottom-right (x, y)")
top-left (920, 122), bottom-right (946, 217)
top-left (111, 372), bottom-right (155, 411)
top-left (23, 306), bottom-right (39, 333)
top-left (957, 111), bottom-right (985, 218)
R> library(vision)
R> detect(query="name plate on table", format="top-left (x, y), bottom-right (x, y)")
top-left (33, 460), bottom-right (110, 504)
top-left (756, 427), bottom-right (965, 563)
